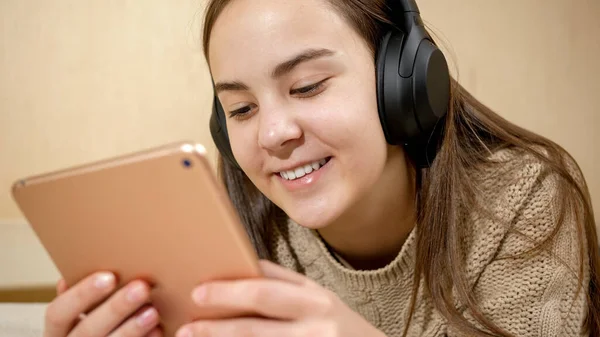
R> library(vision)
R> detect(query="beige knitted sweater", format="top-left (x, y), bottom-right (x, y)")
top-left (269, 148), bottom-right (590, 337)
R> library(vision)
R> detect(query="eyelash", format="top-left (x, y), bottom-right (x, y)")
top-left (290, 79), bottom-right (328, 97)
top-left (227, 78), bottom-right (329, 119)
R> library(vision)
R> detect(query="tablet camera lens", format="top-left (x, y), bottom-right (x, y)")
top-left (182, 158), bottom-right (192, 168)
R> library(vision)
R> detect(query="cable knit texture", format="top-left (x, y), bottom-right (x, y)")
top-left (269, 148), bottom-right (590, 337)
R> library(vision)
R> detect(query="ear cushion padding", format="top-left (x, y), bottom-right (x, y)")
top-left (376, 31), bottom-right (394, 144)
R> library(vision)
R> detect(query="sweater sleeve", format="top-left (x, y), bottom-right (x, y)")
top-left (451, 157), bottom-right (590, 337)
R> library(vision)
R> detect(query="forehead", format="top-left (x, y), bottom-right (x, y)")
top-left (207, 0), bottom-right (360, 79)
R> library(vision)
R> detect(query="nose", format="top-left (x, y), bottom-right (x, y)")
top-left (257, 104), bottom-right (302, 153)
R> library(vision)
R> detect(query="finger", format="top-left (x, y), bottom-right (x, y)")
top-left (143, 327), bottom-right (163, 337)
top-left (56, 279), bottom-right (68, 296)
top-left (44, 272), bottom-right (116, 337)
top-left (70, 280), bottom-right (152, 337)
top-left (258, 260), bottom-right (318, 288)
top-left (108, 305), bottom-right (160, 337)
top-left (176, 318), bottom-right (303, 337)
top-left (191, 279), bottom-right (329, 320)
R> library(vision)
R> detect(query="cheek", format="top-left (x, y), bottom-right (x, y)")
top-left (312, 78), bottom-right (385, 156)
top-left (317, 81), bottom-right (388, 183)
top-left (227, 123), bottom-right (262, 175)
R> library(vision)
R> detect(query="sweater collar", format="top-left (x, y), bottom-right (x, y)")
top-left (287, 219), bottom-right (418, 289)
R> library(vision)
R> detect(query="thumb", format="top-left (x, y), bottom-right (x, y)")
top-left (258, 260), bottom-right (316, 288)
top-left (56, 278), bottom-right (68, 295)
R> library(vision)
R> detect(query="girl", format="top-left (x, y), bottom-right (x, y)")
top-left (44, 0), bottom-right (600, 336)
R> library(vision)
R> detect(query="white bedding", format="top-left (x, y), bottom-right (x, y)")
top-left (0, 303), bottom-right (46, 337)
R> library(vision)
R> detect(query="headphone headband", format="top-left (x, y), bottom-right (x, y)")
top-left (389, 0), bottom-right (420, 31)
top-left (396, 0), bottom-right (420, 13)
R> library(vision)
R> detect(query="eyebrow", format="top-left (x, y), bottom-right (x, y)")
top-left (214, 81), bottom-right (249, 94)
top-left (214, 48), bottom-right (335, 95)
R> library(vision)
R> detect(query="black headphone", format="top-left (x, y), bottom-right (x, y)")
top-left (209, 0), bottom-right (450, 169)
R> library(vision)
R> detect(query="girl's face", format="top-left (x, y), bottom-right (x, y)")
top-left (209, 0), bottom-right (410, 229)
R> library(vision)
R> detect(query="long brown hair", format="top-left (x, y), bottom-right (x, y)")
top-left (201, 1), bottom-right (600, 336)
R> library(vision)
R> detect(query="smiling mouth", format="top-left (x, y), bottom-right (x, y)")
top-left (278, 157), bottom-right (332, 181)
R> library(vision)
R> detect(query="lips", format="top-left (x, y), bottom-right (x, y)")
top-left (278, 157), bottom-right (331, 181)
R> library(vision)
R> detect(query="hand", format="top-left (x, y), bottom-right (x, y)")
top-left (44, 272), bottom-right (161, 337)
top-left (176, 260), bottom-right (386, 337)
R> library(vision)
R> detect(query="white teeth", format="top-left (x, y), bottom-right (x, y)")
top-left (279, 158), bottom-right (329, 181)
top-left (294, 167), bottom-right (306, 178)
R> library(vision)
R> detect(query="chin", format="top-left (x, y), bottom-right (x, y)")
top-left (282, 200), bottom-right (347, 230)
top-left (288, 214), bottom-right (329, 229)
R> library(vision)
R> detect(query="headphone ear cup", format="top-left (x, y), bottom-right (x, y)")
top-left (412, 39), bottom-right (450, 135)
top-left (376, 28), bottom-right (450, 168)
top-left (405, 40), bottom-right (450, 168)
top-left (210, 96), bottom-right (240, 168)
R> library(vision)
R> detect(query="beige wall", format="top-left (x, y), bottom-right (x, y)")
top-left (0, 0), bottom-right (598, 289)
top-left (0, 0), bottom-right (215, 289)
top-left (418, 0), bottom-right (600, 215)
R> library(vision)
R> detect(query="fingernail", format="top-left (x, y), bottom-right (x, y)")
top-left (176, 326), bottom-right (192, 337)
top-left (94, 273), bottom-right (115, 289)
top-left (192, 286), bottom-right (206, 303)
top-left (136, 307), bottom-right (158, 327)
top-left (126, 282), bottom-right (147, 303)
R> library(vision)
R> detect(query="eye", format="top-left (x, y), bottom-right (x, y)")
top-left (290, 78), bottom-right (330, 98)
top-left (228, 103), bottom-right (257, 120)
